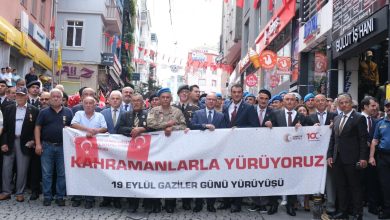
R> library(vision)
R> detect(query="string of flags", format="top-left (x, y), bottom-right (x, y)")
top-left (223, 0), bottom-right (287, 10)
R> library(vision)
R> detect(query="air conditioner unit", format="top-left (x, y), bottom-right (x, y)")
top-left (15, 19), bottom-right (21, 30)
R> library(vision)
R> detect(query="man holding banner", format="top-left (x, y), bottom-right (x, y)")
top-left (191, 92), bottom-right (226, 212)
top-left (327, 93), bottom-right (368, 220)
top-left (70, 96), bottom-right (107, 209)
top-left (147, 88), bottom-right (186, 213)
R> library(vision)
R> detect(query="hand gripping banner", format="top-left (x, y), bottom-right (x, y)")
top-left (63, 126), bottom-right (331, 198)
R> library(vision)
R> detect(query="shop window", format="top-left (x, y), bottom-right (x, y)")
top-left (66, 20), bottom-right (84, 47)
top-left (39, 0), bottom-right (46, 26)
top-left (199, 79), bottom-right (206, 86)
top-left (31, 0), bottom-right (37, 17)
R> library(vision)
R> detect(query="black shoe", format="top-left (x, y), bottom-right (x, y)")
top-left (259, 205), bottom-right (267, 214)
top-left (248, 205), bottom-right (261, 212)
top-left (99, 200), bottom-right (111, 207)
top-left (207, 205), bottom-right (216, 212)
top-left (352, 214), bottom-right (362, 220)
top-left (183, 203), bottom-right (191, 210)
top-left (379, 212), bottom-right (390, 219)
top-left (56, 199), bottom-right (65, 206)
top-left (113, 200), bottom-right (122, 209)
top-left (193, 205), bottom-right (203, 212)
top-left (30, 192), bottom-right (39, 201)
top-left (331, 212), bottom-right (349, 219)
top-left (217, 203), bottom-right (230, 210)
top-left (85, 201), bottom-right (94, 209)
top-left (165, 206), bottom-right (174, 213)
top-left (43, 199), bottom-right (51, 206)
top-left (268, 204), bottom-right (278, 215)
top-left (286, 205), bottom-right (296, 216)
top-left (230, 205), bottom-right (241, 213)
top-left (72, 200), bottom-right (81, 207)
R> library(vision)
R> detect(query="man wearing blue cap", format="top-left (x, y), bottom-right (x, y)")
top-left (215, 93), bottom-right (223, 112)
top-left (304, 93), bottom-right (316, 114)
top-left (245, 93), bottom-right (256, 105)
top-left (270, 95), bottom-right (283, 110)
top-left (147, 88), bottom-right (186, 213)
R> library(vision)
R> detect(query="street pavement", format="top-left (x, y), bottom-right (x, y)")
top-left (0, 196), bottom-right (379, 219)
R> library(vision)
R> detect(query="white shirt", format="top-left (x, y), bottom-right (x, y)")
top-left (205, 108), bottom-right (214, 122)
top-left (71, 111), bottom-right (107, 129)
top-left (284, 109), bottom-right (297, 126)
top-left (3, 73), bottom-right (12, 86)
top-left (339, 110), bottom-right (354, 129)
top-left (15, 103), bottom-right (27, 136)
top-left (257, 106), bottom-right (266, 122)
top-left (0, 109), bottom-right (3, 129)
top-left (361, 111), bottom-right (371, 132)
top-left (228, 100), bottom-right (242, 120)
top-left (317, 111), bottom-right (327, 125)
top-left (0, 95), bottom-right (6, 104)
top-left (121, 102), bottom-right (133, 112)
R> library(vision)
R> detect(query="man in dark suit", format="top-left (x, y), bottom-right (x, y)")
top-left (219, 84), bottom-right (259, 213)
top-left (307, 94), bottom-right (338, 216)
top-left (71, 87), bottom-right (102, 114)
top-left (100, 90), bottom-right (123, 209)
top-left (172, 85), bottom-right (199, 210)
top-left (0, 80), bottom-right (14, 112)
top-left (248, 89), bottom-right (273, 213)
top-left (265, 92), bottom-right (308, 216)
top-left (191, 93), bottom-right (226, 213)
top-left (117, 93), bottom-right (151, 213)
top-left (26, 80), bottom-right (42, 200)
top-left (0, 87), bottom-right (39, 202)
top-left (327, 93), bottom-right (369, 220)
top-left (360, 96), bottom-right (382, 215)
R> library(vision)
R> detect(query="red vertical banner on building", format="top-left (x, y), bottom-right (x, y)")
top-left (236, 0), bottom-right (244, 8)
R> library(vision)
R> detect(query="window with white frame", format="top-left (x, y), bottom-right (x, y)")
top-left (66, 20), bottom-right (83, 47)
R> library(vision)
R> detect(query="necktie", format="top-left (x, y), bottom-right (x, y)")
top-left (339, 115), bottom-right (348, 133)
top-left (125, 104), bottom-right (129, 111)
top-left (318, 112), bottom-right (325, 125)
top-left (367, 116), bottom-right (372, 133)
top-left (31, 99), bottom-right (35, 105)
top-left (112, 109), bottom-right (117, 126)
top-left (231, 105), bottom-right (237, 125)
top-left (134, 112), bottom-right (139, 127)
top-left (0, 97), bottom-right (2, 104)
top-left (259, 109), bottom-right (264, 126)
top-left (207, 110), bottom-right (212, 123)
top-left (287, 111), bottom-right (292, 126)
top-left (181, 104), bottom-right (185, 112)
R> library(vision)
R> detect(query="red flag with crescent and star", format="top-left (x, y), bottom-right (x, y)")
top-left (74, 137), bottom-right (99, 164)
top-left (127, 135), bottom-right (151, 161)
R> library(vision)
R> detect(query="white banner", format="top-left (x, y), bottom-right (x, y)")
top-left (63, 126), bottom-right (331, 198)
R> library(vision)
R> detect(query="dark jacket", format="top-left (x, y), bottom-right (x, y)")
top-left (307, 111), bottom-right (337, 126)
top-left (269, 109), bottom-right (309, 127)
top-left (327, 111), bottom-right (369, 164)
top-left (117, 110), bottom-right (149, 137)
top-left (191, 109), bottom-right (226, 130)
top-left (172, 103), bottom-right (200, 128)
top-left (253, 106), bottom-right (273, 127)
top-left (223, 101), bottom-right (259, 128)
top-left (0, 97), bottom-right (14, 113)
top-left (1, 103), bottom-right (39, 155)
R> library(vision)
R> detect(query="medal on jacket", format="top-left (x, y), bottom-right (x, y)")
top-left (29, 113), bottom-right (32, 122)
top-left (63, 116), bottom-right (66, 125)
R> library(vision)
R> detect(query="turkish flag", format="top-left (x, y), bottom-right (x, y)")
top-left (127, 135), bottom-right (151, 161)
top-left (74, 137), bottom-right (99, 164)
top-left (236, 0), bottom-right (244, 8)
top-left (107, 36), bottom-right (114, 46)
top-left (116, 39), bottom-right (122, 48)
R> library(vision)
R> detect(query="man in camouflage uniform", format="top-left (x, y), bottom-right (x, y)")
top-left (147, 88), bottom-right (186, 213)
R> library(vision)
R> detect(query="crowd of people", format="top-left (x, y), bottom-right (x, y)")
top-left (0, 68), bottom-right (389, 220)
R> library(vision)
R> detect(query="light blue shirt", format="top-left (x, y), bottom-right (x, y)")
top-left (15, 103), bottom-right (27, 136)
top-left (71, 111), bottom-right (107, 129)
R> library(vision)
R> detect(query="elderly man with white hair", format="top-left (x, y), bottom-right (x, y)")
top-left (34, 88), bottom-right (73, 206)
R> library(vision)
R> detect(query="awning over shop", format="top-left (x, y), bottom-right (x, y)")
top-left (0, 16), bottom-right (52, 71)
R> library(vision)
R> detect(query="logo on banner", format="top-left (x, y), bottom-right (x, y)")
top-left (245, 74), bottom-right (258, 87)
top-left (284, 133), bottom-right (303, 142)
top-left (260, 50), bottom-right (277, 69)
top-left (74, 137), bottom-right (99, 164)
top-left (127, 135), bottom-right (151, 161)
top-left (307, 132), bottom-right (321, 141)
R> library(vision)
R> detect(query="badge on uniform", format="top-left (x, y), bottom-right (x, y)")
top-left (29, 114), bottom-right (33, 122)
top-left (63, 116), bottom-right (66, 125)
top-left (188, 111), bottom-right (192, 118)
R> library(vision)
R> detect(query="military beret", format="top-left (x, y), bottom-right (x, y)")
top-left (157, 88), bottom-right (171, 97)
top-left (26, 80), bottom-right (41, 88)
top-left (149, 93), bottom-right (158, 100)
top-left (245, 93), bottom-right (256, 99)
top-left (216, 93), bottom-right (222, 98)
top-left (304, 93), bottom-right (315, 103)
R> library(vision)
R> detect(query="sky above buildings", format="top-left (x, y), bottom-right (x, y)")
top-left (148, 0), bottom-right (222, 64)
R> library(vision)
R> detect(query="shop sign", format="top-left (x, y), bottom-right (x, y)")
top-left (344, 71), bottom-right (352, 92)
top-left (255, 0), bottom-right (296, 54)
top-left (191, 52), bottom-right (206, 62)
top-left (58, 65), bottom-right (95, 79)
top-left (335, 18), bottom-right (374, 52)
top-left (101, 53), bottom-right (114, 66)
top-left (245, 74), bottom-right (258, 87)
top-left (32, 24), bottom-right (47, 48)
top-left (132, 73), bottom-right (140, 81)
top-left (303, 14), bottom-right (319, 43)
top-left (276, 57), bottom-right (291, 74)
top-left (20, 11), bottom-right (29, 33)
top-left (259, 50), bottom-right (277, 69)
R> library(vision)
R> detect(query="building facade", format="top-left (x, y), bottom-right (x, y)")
top-left (56, 0), bottom-right (124, 94)
top-left (0, 0), bottom-right (53, 78)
